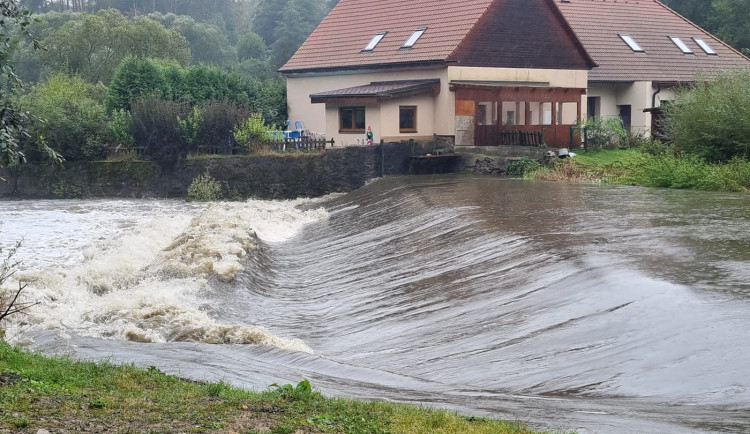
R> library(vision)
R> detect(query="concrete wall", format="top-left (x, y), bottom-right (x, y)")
top-left (0, 144), bottom-right (415, 200)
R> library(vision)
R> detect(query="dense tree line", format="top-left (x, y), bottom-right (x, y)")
top-left (662, 0), bottom-right (750, 55)
top-left (0, 0), bottom-right (337, 167)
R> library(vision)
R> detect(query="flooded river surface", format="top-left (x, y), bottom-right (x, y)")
top-left (2, 176), bottom-right (749, 433)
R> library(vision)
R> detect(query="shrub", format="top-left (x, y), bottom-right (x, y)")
top-left (666, 69), bottom-right (750, 162)
top-left (177, 106), bottom-right (201, 147)
top-left (233, 113), bottom-right (277, 153)
top-left (638, 139), bottom-right (673, 156)
top-left (130, 96), bottom-right (191, 163)
top-left (21, 73), bottom-right (110, 161)
top-left (109, 109), bottom-right (135, 147)
top-left (697, 157), bottom-right (750, 191)
top-left (195, 99), bottom-right (251, 152)
top-left (581, 116), bottom-right (628, 149)
top-left (187, 170), bottom-right (222, 201)
top-left (506, 156), bottom-right (541, 176)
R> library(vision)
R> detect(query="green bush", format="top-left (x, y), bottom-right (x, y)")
top-left (625, 153), bottom-right (750, 191)
top-left (666, 69), bottom-right (750, 162)
top-left (130, 96), bottom-right (191, 162)
top-left (106, 56), bottom-right (167, 112)
top-left (187, 170), bottom-right (222, 201)
top-left (109, 109), bottom-right (135, 147)
top-left (21, 73), bottom-right (110, 161)
top-left (581, 116), bottom-right (628, 149)
top-left (177, 106), bottom-right (201, 146)
top-left (233, 113), bottom-right (277, 153)
top-left (506, 156), bottom-right (541, 177)
top-left (195, 99), bottom-right (252, 151)
top-left (638, 139), bottom-right (673, 156)
top-left (697, 157), bottom-right (750, 191)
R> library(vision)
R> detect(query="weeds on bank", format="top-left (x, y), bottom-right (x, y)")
top-left (0, 342), bottom-right (539, 433)
top-left (527, 149), bottom-right (750, 192)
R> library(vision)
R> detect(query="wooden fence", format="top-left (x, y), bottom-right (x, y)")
top-left (499, 130), bottom-right (544, 146)
top-left (107, 137), bottom-right (335, 158)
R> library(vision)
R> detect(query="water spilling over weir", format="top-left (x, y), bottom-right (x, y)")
top-left (2, 176), bottom-right (749, 433)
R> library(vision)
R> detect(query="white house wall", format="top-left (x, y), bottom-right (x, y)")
top-left (588, 81), bottom-right (657, 135)
top-left (447, 66), bottom-right (589, 89)
top-left (286, 68), bottom-right (453, 144)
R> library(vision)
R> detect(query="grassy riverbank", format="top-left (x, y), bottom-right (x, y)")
top-left (529, 149), bottom-right (750, 192)
top-left (0, 342), bottom-right (538, 433)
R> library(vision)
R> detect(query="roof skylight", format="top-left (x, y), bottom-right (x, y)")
top-left (363, 32), bottom-right (386, 52)
top-left (693, 37), bottom-right (717, 55)
top-left (619, 34), bottom-right (644, 52)
top-left (670, 37), bottom-right (693, 54)
top-left (402, 28), bottom-right (426, 49)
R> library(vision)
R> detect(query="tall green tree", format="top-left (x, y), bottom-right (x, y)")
top-left (105, 56), bottom-right (166, 112)
top-left (237, 31), bottom-right (267, 61)
top-left (268, 0), bottom-right (325, 69)
top-left (153, 14), bottom-right (235, 66)
top-left (711, 0), bottom-right (750, 55)
top-left (40, 9), bottom-right (190, 84)
top-left (660, 0), bottom-right (715, 32)
top-left (1, 0), bottom-right (58, 167)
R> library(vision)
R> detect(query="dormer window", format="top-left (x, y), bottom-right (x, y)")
top-left (670, 37), bottom-right (693, 54)
top-left (362, 32), bottom-right (386, 52)
top-left (402, 28), bottom-right (426, 49)
top-left (693, 37), bottom-right (717, 55)
top-left (619, 34), bottom-right (644, 52)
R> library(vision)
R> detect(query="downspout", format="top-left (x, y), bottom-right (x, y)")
top-left (652, 82), bottom-right (662, 108)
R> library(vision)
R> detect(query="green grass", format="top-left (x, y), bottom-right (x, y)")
top-left (0, 342), bottom-right (540, 433)
top-left (572, 149), bottom-right (640, 165)
top-left (529, 149), bottom-right (750, 192)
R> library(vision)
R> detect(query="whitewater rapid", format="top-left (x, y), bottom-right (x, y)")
top-left (1, 198), bottom-right (327, 351)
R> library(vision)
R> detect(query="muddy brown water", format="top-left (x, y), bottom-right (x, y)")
top-left (2, 176), bottom-right (749, 433)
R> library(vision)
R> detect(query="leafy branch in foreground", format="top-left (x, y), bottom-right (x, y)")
top-left (0, 240), bottom-right (38, 334)
top-left (1, 0), bottom-right (60, 168)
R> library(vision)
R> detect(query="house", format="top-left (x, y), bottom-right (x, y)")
top-left (280, 0), bottom-right (749, 148)
top-left (553, 0), bottom-right (750, 137)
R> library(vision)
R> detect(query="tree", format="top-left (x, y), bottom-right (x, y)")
top-left (660, 0), bottom-right (715, 32)
top-left (21, 73), bottom-right (110, 161)
top-left (666, 69), bottom-right (750, 162)
top-left (237, 31), bottom-right (267, 61)
top-left (711, 0), bottom-right (750, 56)
top-left (158, 14), bottom-right (235, 66)
top-left (40, 9), bottom-right (190, 84)
top-left (1, 0), bottom-right (58, 167)
top-left (105, 55), bottom-right (166, 112)
top-left (269, 0), bottom-right (324, 69)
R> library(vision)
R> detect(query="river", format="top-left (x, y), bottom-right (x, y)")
top-left (1, 176), bottom-right (749, 433)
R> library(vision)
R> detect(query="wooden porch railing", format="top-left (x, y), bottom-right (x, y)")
top-left (499, 130), bottom-right (544, 146)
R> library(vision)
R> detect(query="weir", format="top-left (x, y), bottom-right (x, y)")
top-left (2, 176), bottom-right (749, 432)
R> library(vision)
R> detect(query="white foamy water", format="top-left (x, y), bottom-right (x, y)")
top-left (0, 198), bottom-right (326, 352)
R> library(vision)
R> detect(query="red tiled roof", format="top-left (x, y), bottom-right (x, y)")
top-left (280, 0), bottom-right (496, 73)
top-left (310, 80), bottom-right (440, 103)
top-left (553, 0), bottom-right (750, 82)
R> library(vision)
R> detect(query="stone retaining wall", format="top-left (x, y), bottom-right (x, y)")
top-left (0, 143), bottom-right (413, 200)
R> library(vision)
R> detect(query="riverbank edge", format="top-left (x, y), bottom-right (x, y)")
top-left (0, 144), bottom-right (414, 200)
top-left (0, 342), bottom-right (538, 433)
top-left (526, 149), bottom-right (750, 192)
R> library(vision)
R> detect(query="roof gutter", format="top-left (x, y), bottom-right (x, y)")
top-left (280, 60), bottom-right (452, 77)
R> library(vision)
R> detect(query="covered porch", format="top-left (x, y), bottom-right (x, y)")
top-left (452, 83), bottom-right (586, 148)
